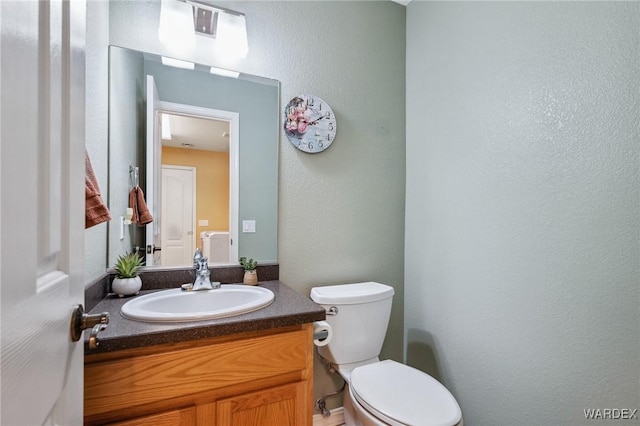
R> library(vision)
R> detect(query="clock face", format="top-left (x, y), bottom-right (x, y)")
top-left (284, 95), bottom-right (337, 153)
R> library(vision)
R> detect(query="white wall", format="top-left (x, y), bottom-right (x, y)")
top-left (108, 0), bottom-right (406, 408)
top-left (405, 2), bottom-right (639, 425)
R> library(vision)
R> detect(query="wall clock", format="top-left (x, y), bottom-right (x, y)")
top-left (284, 94), bottom-right (337, 153)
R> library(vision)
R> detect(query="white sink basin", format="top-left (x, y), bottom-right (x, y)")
top-left (121, 285), bottom-right (274, 322)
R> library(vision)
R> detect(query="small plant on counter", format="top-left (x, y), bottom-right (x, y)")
top-left (239, 256), bottom-right (258, 271)
top-left (112, 252), bottom-right (144, 297)
top-left (240, 257), bottom-right (258, 285)
top-left (114, 252), bottom-right (144, 278)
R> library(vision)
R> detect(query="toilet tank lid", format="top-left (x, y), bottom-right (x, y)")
top-left (310, 282), bottom-right (394, 305)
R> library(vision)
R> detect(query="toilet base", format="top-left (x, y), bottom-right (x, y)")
top-left (343, 383), bottom-right (385, 426)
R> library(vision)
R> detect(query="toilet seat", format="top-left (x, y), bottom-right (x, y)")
top-left (350, 360), bottom-right (462, 426)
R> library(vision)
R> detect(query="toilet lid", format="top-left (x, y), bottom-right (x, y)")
top-left (350, 360), bottom-right (462, 426)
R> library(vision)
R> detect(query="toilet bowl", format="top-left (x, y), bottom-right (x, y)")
top-left (310, 282), bottom-right (463, 426)
top-left (345, 360), bottom-right (463, 426)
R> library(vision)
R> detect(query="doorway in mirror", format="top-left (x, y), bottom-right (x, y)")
top-left (148, 101), bottom-right (239, 267)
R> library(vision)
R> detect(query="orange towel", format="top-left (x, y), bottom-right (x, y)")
top-left (85, 151), bottom-right (111, 229)
top-left (129, 186), bottom-right (153, 226)
top-left (136, 187), bottom-right (153, 225)
top-left (128, 187), bottom-right (139, 224)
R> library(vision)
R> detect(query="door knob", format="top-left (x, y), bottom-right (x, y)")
top-left (70, 304), bottom-right (109, 347)
top-left (146, 245), bottom-right (161, 253)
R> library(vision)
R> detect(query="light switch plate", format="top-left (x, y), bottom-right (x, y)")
top-left (199, 219), bottom-right (209, 226)
top-left (242, 220), bottom-right (256, 233)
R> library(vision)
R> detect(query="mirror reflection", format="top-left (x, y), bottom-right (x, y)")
top-left (159, 113), bottom-right (231, 266)
top-left (107, 46), bottom-right (279, 269)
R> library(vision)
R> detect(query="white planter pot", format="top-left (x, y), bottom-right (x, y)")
top-left (111, 276), bottom-right (142, 297)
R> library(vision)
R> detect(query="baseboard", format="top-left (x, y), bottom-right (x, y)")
top-left (313, 407), bottom-right (345, 426)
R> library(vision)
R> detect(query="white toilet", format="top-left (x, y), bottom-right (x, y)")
top-left (310, 282), bottom-right (463, 426)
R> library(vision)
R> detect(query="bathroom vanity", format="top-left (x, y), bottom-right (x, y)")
top-left (83, 280), bottom-right (325, 426)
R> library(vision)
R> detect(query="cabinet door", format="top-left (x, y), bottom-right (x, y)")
top-left (110, 407), bottom-right (196, 426)
top-left (216, 382), bottom-right (308, 426)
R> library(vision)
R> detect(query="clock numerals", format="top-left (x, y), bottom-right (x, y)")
top-left (307, 97), bottom-right (314, 106)
top-left (328, 123), bottom-right (334, 131)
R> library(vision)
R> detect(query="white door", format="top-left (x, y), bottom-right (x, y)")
top-left (161, 166), bottom-right (196, 265)
top-left (1, 1), bottom-right (86, 424)
top-left (145, 75), bottom-right (162, 266)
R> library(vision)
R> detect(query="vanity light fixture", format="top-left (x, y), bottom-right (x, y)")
top-left (210, 66), bottom-right (240, 78)
top-left (160, 56), bottom-right (195, 70)
top-left (158, 0), bottom-right (196, 48)
top-left (213, 9), bottom-right (249, 58)
top-left (159, 0), bottom-right (249, 58)
top-left (187, 0), bottom-right (249, 58)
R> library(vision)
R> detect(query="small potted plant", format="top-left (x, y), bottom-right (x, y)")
top-left (112, 252), bottom-right (144, 297)
top-left (240, 256), bottom-right (258, 285)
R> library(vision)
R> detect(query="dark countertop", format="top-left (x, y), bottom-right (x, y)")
top-left (85, 280), bottom-right (326, 355)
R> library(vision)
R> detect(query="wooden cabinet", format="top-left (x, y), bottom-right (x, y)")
top-left (216, 382), bottom-right (307, 426)
top-left (111, 407), bottom-right (196, 426)
top-left (84, 324), bottom-right (313, 426)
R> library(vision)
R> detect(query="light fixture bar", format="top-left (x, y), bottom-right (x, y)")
top-left (184, 0), bottom-right (249, 58)
top-left (185, 0), bottom-right (245, 18)
top-left (191, 4), bottom-right (218, 37)
top-left (186, 0), bottom-right (245, 39)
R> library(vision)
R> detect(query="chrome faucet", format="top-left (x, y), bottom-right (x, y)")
top-left (193, 247), bottom-right (203, 269)
top-left (186, 249), bottom-right (220, 291)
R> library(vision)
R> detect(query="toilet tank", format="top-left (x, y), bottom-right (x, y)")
top-left (310, 282), bottom-right (394, 366)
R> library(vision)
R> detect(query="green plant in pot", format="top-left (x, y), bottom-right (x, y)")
top-left (112, 252), bottom-right (144, 297)
top-left (240, 257), bottom-right (258, 285)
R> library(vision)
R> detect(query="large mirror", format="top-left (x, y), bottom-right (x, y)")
top-left (107, 46), bottom-right (279, 269)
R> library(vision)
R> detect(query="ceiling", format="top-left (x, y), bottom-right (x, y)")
top-left (161, 113), bottom-right (230, 152)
